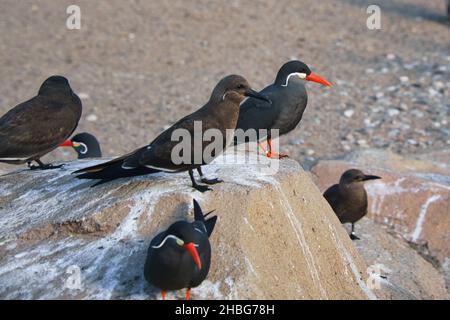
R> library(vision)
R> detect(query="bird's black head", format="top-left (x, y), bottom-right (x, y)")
top-left (275, 60), bottom-right (332, 87)
top-left (340, 169), bottom-right (381, 185)
top-left (38, 75), bottom-right (72, 95)
top-left (159, 221), bottom-right (202, 269)
top-left (211, 74), bottom-right (270, 104)
top-left (71, 132), bottom-right (102, 159)
top-left (59, 132), bottom-right (102, 159)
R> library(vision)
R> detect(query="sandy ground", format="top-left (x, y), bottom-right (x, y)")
top-left (0, 0), bottom-right (449, 172)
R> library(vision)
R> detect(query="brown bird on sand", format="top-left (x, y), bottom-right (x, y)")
top-left (323, 169), bottom-right (381, 240)
top-left (0, 76), bottom-right (82, 169)
top-left (74, 75), bottom-right (269, 192)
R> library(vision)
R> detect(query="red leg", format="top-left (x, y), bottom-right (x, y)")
top-left (258, 142), bottom-right (268, 155)
top-left (267, 138), bottom-right (289, 159)
top-left (161, 290), bottom-right (166, 300)
top-left (186, 288), bottom-right (191, 300)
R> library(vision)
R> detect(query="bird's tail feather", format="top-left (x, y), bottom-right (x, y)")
top-left (74, 157), bottom-right (160, 184)
top-left (193, 199), bottom-right (217, 237)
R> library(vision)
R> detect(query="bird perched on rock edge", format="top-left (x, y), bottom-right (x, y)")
top-left (74, 75), bottom-right (269, 192)
top-left (323, 169), bottom-right (381, 240)
top-left (0, 76), bottom-right (82, 169)
top-left (235, 60), bottom-right (331, 159)
top-left (144, 199), bottom-right (217, 300)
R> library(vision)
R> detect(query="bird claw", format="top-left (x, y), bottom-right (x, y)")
top-left (200, 177), bottom-right (223, 185)
top-left (266, 152), bottom-right (289, 159)
top-left (193, 184), bottom-right (212, 193)
top-left (350, 233), bottom-right (360, 241)
top-left (29, 163), bottom-right (64, 171)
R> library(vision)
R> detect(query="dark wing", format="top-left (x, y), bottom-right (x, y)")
top-left (74, 147), bottom-right (146, 174)
top-left (193, 199), bottom-right (217, 237)
top-left (236, 85), bottom-right (279, 132)
top-left (129, 105), bottom-right (223, 170)
top-left (323, 184), bottom-right (344, 220)
top-left (0, 95), bottom-right (81, 159)
top-left (204, 215), bottom-right (217, 238)
top-left (193, 199), bottom-right (205, 222)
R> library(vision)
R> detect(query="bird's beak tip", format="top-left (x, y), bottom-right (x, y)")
top-left (364, 175), bottom-right (382, 181)
top-left (306, 72), bottom-right (332, 87)
top-left (184, 242), bottom-right (202, 270)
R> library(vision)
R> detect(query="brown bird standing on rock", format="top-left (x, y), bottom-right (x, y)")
top-left (74, 75), bottom-right (269, 192)
top-left (0, 76), bottom-right (82, 169)
top-left (323, 169), bottom-right (381, 240)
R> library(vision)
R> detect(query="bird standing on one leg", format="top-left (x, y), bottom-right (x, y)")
top-left (144, 199), bottom-right (217, 300)
top-left (323, 169), bottom-right (381, 240)
top-left (0, 76), bottom-right (82, 169)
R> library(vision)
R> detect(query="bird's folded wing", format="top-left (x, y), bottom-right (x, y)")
top-left (0, 97), bottom-right (79, 158)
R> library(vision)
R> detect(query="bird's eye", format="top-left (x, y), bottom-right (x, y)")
top-left (237, 84), bottom-right (245, 89)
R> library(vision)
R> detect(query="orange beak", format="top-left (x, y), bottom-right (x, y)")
top-left (305, 72), bottom-right (332, 87)
top-left (184, 242), bottom-right (202, 270)
top-left (59, 140), bottom-right (74, 147)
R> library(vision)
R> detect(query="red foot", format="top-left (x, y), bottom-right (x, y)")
top-left (161, 290), bottom-right (166, 300)
top-left (186, 288), bottom-right (191, 300)
top-left (266, 152), bottom-right (289, 159)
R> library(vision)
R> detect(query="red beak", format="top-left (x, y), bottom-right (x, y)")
top-left (305, 72), bottom-right (332, 87)
top-left (184, 242), bottom-right (202, 270)
top-left (59, 140), bottom-right (74, 147)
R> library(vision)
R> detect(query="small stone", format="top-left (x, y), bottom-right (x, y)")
top-left (407, 139), bottom-right (418, 145)
top-left (411, 110), bottom-right (424, 118)
top-left (387, 53), bottom-right (396, 60)
top-left (306, 149), bottom-right (315, 156)
top-left (357, 139), bottom-right (368, 146)
top-left (78, 93), bottom-right (90, 100)
top-left (399, 103), bottom-right (409, 111)
top-left (433, 81), bottom-right (445, 90)
top-left (387, 86), bottom-right (398, 92)
top-left (86, 114), bottom-right (98, 122)
top-left (387, 108), bottom-right (400, 117)
top-left (289, 139), bottom-right (304, 146)
top-left (344, 109), bottom-right (354, 118)
top-left (428, 88), bottom-right (439, 97)
top-left (365, 68), bottom-right (375, 74)
top-left (400, 76), bottom-right (409, 83)
top-left (376, 92), bottom-right (384, 99)
top-left (128, 33), bottom-right (136, 40)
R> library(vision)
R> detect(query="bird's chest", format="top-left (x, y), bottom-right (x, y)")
top-left (272, 87), bottom-right (307, 134)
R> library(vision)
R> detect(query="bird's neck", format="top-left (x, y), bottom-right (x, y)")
top-left (340, 183), bottom-right (367, 198)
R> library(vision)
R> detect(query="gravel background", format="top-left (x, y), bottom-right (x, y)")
top-left (0, 0), bottom-right (448, 171)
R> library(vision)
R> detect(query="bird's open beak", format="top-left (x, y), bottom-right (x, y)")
top-left (245, 89), bottom-right (271, 104)
top-left (363, 175), bottom-right (381, 181)
top-left (184, 242), bottom-right (202, 270)
top-left (305, 73), bottom-right (332, 87)
top-left (59, 140), bottom-right (78, 148)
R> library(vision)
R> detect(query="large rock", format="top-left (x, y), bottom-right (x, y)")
top-left (310, 149), bottom-right (450, 286)
top-left (349, 218), bottom-right (449, 300)
top-left (0, 152), bottom-right (376, 300)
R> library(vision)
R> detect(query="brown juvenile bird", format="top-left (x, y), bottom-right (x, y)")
top-left (323, 169), bottom-right (381, 240)
top-left (0, 76), bottom-right (82, 169)
top-left (74, 75), bottom-right (269, 192)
